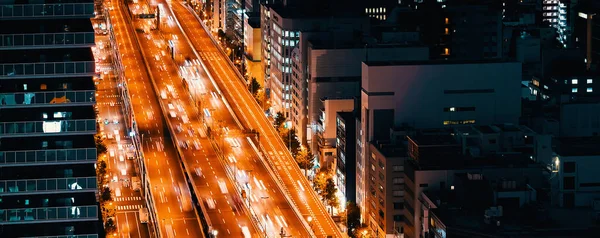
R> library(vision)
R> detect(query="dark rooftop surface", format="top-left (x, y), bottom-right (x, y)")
top-left (409, 134), bottom-right (459, 146)
top-left (0, 134), bottom-right (94, 150)
top-left (476, 125), bottom-right (497, 134)
top-left (0, 48), bottom-right (93, 63)
top-left (0, 18), bottom-right (93, 34)
top-left (0, 105), bottom-right (95, 122)
top-left (364, 58), bottom-right (514, 67)
top-left (371, 142), bottom-right (407, 158)
top-left (0, 76), bottom-right (95, 93)
top-left (555, 137), bottom-right (600, 156)
top-left (413, 153), bottom-right (537, 170)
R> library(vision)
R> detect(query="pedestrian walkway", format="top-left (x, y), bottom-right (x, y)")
top-left (117, 204), bottom-right (144, 211)
top-left (114, 196), bottom-right (143, 202)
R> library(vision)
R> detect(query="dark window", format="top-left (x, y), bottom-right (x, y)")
top-left (563, 193), bottom-right (575, 208)
top-left (393, 202), bottom-right (404, 210)
top-left (564, 162), bottom-right (576, 173)
top-left (443, 107), bottom-right (476, 112)
top-left (489, 139), bottom-right (496, 144)
top-left (563, 176), bottom-right (575, 190)
top-left (580, 182), bottom-right (600, 187)
top-left (393, 215), bottom-right (403, 222)
top-left (420, 183), bottom-right (429, 188)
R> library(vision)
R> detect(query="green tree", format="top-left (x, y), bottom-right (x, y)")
top-left (281, 129), bottom-right (301, 156)
top-left (105, 218), bottom-right (117, 234)
top-left (101, 187), bottom-right (112, 202)
top-left (96, 160), bottom-right (108, 186)
top-left (313, 172), bottom-right (327, 194)
top-left (248, 77), bottom-right (261, 95)
top-left (346, 201), bottom-right (361, 236)
top-left (296, 147), bottom-right (314, 174)
top-left (325, 178), bottom-right (339, 210)
top-left (95, 135), bottom-right (107, 156)
top-left (273, 112), bottom-right (286, 130)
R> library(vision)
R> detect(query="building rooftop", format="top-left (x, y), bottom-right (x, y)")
top-left (371, 141), bottom-right (407, 158)
top-left (555, 137), bottom-right (600, 156)
top-left (364, 58), bottom-right (514, 67)
top-left (409, 134), bottom-right (459, 146)
top-left (314, 76), bottom-right (360, 83)
top-left (476, 125), bottom-right (498, 134)
top-left (412, 153), bottom-right (537, 171)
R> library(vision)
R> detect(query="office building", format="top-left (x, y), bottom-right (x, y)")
top-left (0, 0), bottom-right (100, 236)
top-left (356, 59), bottom-right (522, 231)
top-left (335, 111), bottom-right (356, 203)
top-left (212, 0), bottom-right (227, 32)
top-left (260, 2), bottom-right (368, 117)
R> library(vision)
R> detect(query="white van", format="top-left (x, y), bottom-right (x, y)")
top-left (170, 111), bottom-right (176, 118)
top-left (168, 103), bottom-right (175, 110)
top-left (109, 150), bottom-right (115, 157)
top-left (119, 155), bottom-right (124, 162)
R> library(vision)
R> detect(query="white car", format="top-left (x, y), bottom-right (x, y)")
top-left (194, 167), bottom-right (202, 177)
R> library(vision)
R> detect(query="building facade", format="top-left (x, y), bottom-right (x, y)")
top-left (0, 0), bottom-right (100, 236)
top-left (356, 59), bottom-right (522, 232)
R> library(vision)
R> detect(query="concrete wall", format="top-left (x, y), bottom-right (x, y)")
top-left (560, 102), bottom-right (600, 137)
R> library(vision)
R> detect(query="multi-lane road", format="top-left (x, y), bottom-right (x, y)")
top-left (108, 1), bottom-right (203, 237)
top-left (131, 5), bottom-right (259, 236)
top-left (172, 2), bottom-right (342, 237)
top-left (170, 1), bottom-right (343, 237)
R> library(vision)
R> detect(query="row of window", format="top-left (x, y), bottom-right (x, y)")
top-left (570, 79), bottom-right (593, 84)
top-left (571, 88), bottom-right (593, 93)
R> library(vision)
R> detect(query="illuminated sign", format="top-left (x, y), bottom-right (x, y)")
top-left (579, 12), bottom-right (588, 19)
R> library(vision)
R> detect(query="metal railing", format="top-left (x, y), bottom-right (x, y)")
top-left (0, 61), bottom-right (95, 78)
top-left (0, 32), bottom-right (95, 48)
top-left (0, 148), bottom-right (97, 166)
top-left (0, 205), bottom-right (98, 224)
top-left (0, 119), bottom-right (96, 136)
top-left (0, 61), bottom-right (96, 78)
top-left (0, 90), bottom-right (95, 107)
top-left (0, 177), bottom-right (97, 195)
top-left (0, 3), bottom-right (95, 18)
top-left (22, 235), bottom-right (99, 238)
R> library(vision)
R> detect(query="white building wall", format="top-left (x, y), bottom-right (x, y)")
top-left (212, 0), bottom-right (227, 32)
top-left (557, 155), bottom-right (600, 207)
top-left (560, 103), bottom-right (600, 137)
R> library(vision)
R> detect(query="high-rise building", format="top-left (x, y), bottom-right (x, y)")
top-left (0, 0), bottom-right (100, 236)
top-left (356, 59), bottom-right (522, 233)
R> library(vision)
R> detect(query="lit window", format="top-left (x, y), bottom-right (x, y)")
top-left (587, 79), bottom-right (593, 84)
top-left (572, 88), bottom-right (578, 93)
top-left (444, 48), bottom-right (449, 55)
top-left (54, 112), bottom-right (65, 118)
top-left (42, 113), bottom-right (48, 119)
top-left (587, 87), bottom-right (593, 92)
top-left (449, 107), bottom-right (455, 112)
top-left (23, 84), bottom-right (27, 91)
top-left (445, 18), bottom-right (449, 24)
top-left (572, 79), bottom-right (578, 84)
top-left (444, 28), bottom-right (449, 35)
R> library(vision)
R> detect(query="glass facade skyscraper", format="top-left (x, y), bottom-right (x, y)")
top-left (0, 0), bottom-right (100, 237)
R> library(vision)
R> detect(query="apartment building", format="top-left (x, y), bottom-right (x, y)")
top-left (0, 0), bottom-right (100, 236)
top-left (356, 59), bottom-right (522, 232)
top-left (260, 2), bottom-right (367, 118)
top-left (552, 137), bottom-right (600, 208)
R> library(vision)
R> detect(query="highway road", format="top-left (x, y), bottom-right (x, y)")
top-left (170, 1), bottom-right (344, 237)
top-left (137, 0), bottom-right (313, 236)
top-left (131, 5), bottom-right (259, 236)
top-left (93, 29), bottom-right (150, 238)
top-left (108, 1), bottom-right (202, 237)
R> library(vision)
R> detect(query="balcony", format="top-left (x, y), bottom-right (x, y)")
top-left (0, 177), bottom-right (97, 196)
top-left (0, 205), bottom-right (98, 224)
top-left (0, 61), bottom-right (95, 79)
top-left (0, 90), bottom-right (95, 108)
top-left (0, 119), bottom-right (96, 138)
top-left (0, 3), bottom-right (95, 19)
top-left (0, 32), bottom-right (95, 50)
top-left (0, 148), bottom-right (97, 167)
